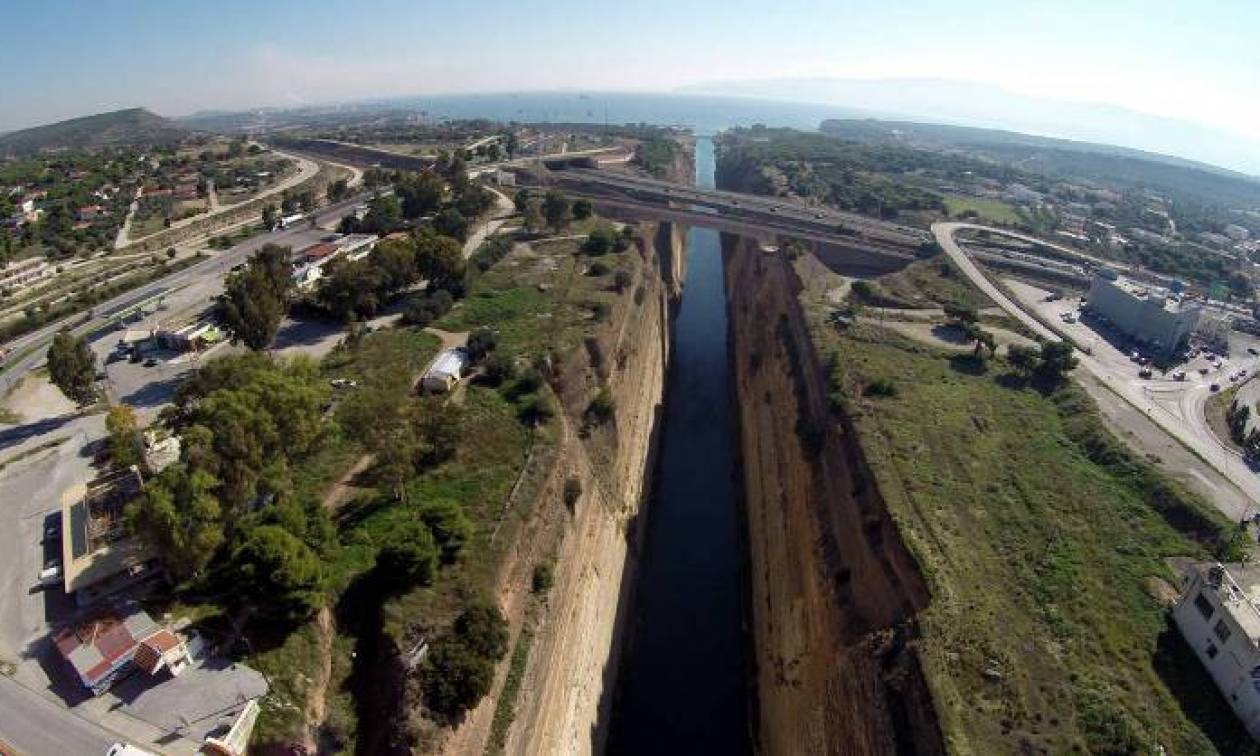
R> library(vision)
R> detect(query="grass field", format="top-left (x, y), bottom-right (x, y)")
top-left (944, 193), bottom-right (1021, 225)
top-left (438, 235), bottom-right (636, 362)
top-left (797, 251), bottom-right (1253, 755)
top-left (872, 254), bottom-right (995, 310)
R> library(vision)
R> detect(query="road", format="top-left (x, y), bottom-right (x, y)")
top-left (0, 194), bottom-right (370, 395)
top-left (934, 220), bottom-right (1260, 516)
top-left (0, 676), bottom-right (116, 756)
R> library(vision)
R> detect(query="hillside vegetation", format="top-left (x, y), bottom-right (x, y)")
top-left (797, 254), bottom-right (1254, 755)
top-left (0, 107), bottom-right (187, 155)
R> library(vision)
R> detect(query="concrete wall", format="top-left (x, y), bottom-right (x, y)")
top-left (1172, 571), bottom-right (1260, 739)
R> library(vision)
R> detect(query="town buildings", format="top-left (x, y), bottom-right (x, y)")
top-left (53, 604), bottom-right (191, 696)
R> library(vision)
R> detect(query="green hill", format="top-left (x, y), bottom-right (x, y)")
top-left (0, 108), bottom-right (188, 155)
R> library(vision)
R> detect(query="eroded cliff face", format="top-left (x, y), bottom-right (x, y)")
top-left (724, 236), bottom-right (943, 755)
top-left (495, 221), bottom-right (684, 755)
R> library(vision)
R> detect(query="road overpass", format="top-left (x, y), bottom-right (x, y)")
top-left (544, 167), bottom-right (931, 250)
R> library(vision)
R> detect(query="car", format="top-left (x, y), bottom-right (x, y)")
top-left (38, 560), bottom-right (61, 587)
top-left (329, 378), bottom-right (359, 389)
top-left (1250, 347), bottom-right (1259, 356)
top-left (143, 357), bottom-right (158, 367)
top-left (43, 520), bottom-right (59, 543)
top-left (1211, 383), bottom-right (1221, 392)
top-left (129, 350), bottom-right (142, 363)
top-left (1138, 368), bottom-right (1152, 379)
top-left (1200, 367), bottom-right (1210, 375)
top-left (1173, 370), bottom-right (1187, 381)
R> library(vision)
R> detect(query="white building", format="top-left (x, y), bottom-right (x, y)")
top-left (1173, 562), bottom-right (1260, 741)
top-left (338, 233), bottom-right (378, 261)
top-left (1086, 271), bottom-right (1201, 356)
top-left (1226, 224), bottom-right (1252, 242)
top-left (421, 348), bottom-right (468, 394)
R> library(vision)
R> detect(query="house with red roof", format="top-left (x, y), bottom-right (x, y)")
top-left (53, 605), bottom-right (191, 696)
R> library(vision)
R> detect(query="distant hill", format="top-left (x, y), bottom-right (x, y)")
top-left (0, 108), bottom-right (188, 155)
top-left (819, 118), bottom-right (1260, 209)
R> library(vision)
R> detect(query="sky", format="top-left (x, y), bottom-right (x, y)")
top-left (4, 0), bottom-right (1259, 159)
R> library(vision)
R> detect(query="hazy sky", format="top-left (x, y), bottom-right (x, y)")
top-left (4, 0), bottom-right (1258, 142)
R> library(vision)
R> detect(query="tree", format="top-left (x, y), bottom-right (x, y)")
top-left (455, 185), bottom-right (494, 218)
top-left (422, 638), bottom-right (496, 720)
top-left (361, 194), bottom-right (403, 235)
top-left (513, 189), bottom-right (531, 214)
top-left (47, 330), bottom-right (97, 404)
top-left (261, 203), bottom-right (278, 230)
top-left (1006, 344), bottom-right (1038, 376)
top-left (434, 207), bottom-right (469, 242)
top-left (453, 603), bottom-right (508, 659)
top-left (377, 520), bottom-right (439, 586)
top-left (943, 303), bottom-right (978, 327)
top-left (572, 198), bottom-right (593, 221)
top-left (585, 388), bottom-right (616, 426)
top-left (466, 327), bottom-right (498, 362)
top-left (418, 499), bottom-right (472, 564)
top-left (965, 323), bottom-right (995, 359)
top-left (327, 178), bottom-right (350, 202)
top-left (414, 230), bottom-right (467, 293)
top-left (232, 524), bottom-right (326, 621)
top-left (522, 198), bottom-right (544, 234)
top-left (105, 404), bottom-right (142, 468)
top-left (127, 464), bottom-right (224, 582)
top-left (217, 244), bottom-right (292, 350)
top-left (398, 171), bottom-right (444, 219)
top-left (583, 226), bottom-right (615, 256)
top-left (1036, 340), bottom-right (1078, 384)
top-left (542, 191), bottom-right (571, 233)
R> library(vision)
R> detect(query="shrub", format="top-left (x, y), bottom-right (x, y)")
top-left (614, 268), bottom-right (633, 292)
top-left (563, 478), bottom-right (582, 511)
top-left (582, 226), bottom-right (616, 256)
top-left (423, 639), bottom-right (495, 720)
top-left (518, 394), bottom-right (554, 427)
top-left (483, 352), bottom-right (517, 386)
top-left (454, 603), bottom-right (509, 660)
top-left (588, 260), bottom-right (611, 276)
top-left (466, 327), bottom-right (498, 362)
top-left (532, 562), bottom-right (554, 593)
top-left (863, 378), bottom-right (897, 397)
top-left (586, 388), bottom-right (616, 425)
top-left (377, 520), bottom-right (439, 586)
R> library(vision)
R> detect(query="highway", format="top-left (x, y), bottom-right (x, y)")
top-left (934, 220), bottom-right (1260, 516)
top-left (547, 167), bottom-right (929, 248)
top-left (0, 194), bottom-right (370, 395)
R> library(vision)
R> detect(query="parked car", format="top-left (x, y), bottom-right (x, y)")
top-left (42, 520), bottom-right (59, 543)
top-left (143, 357), bottom-right (158, 367)
top-left (1138, 368), bottom-right (1153, 379)
top-left (1250, 347), bottom-right (1259, 356)
top-left (38, 560), bottom-right (61, 588)
top-left (1211, 383), bottom-right (1221, 392)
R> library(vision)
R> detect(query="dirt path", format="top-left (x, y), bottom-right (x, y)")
top-left (321, 454), bottom-right (374, 511)
top-left (301, 606), bottom-right (335, 753)
top-left (862, 317), bottom-right (1035, 356)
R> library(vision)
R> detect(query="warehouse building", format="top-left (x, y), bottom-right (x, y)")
top-left (1086, 271), bottom-right (1200, 357)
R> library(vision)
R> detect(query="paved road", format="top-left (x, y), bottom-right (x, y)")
top-left (0, 676), bottom-right (117, 756)
top-left (0, 194), bottom-right (369, 395)
top-left (934, 220), bottom-right (1260, 516)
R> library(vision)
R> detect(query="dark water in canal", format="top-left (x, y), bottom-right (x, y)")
top-left (607, 137), bottom-right (751, 754)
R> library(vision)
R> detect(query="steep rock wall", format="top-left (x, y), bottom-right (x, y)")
top-left (724, 236), bottom-right (944, 755)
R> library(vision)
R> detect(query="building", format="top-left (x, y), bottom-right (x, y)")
top-left (61, 468), bottom-right (158, 605)
top-left (203, 698), bottom-right (261, 756)
top-left (53, 604), bottom-right (191, 696)
top-left (1226, 224), bottom-right (1252, 242)
top-left (337, 233), bottom-right (378, 261)
top-left (1086, 271), bottom-right (1200, 356)
top-left (1172, 562), bottom-right (1260, 740)
top-left (157, 320), bottom-right (223, 352)
top-left (421, 348), bottom-right (468, 393)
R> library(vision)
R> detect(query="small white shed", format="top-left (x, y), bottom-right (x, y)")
top-left (422, 348), bottom-right (468, 394)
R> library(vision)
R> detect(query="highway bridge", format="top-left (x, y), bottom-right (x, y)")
top-left (543, 167), bottom-right (932, 250)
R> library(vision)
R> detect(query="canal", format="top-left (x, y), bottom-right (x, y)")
top-left (607, 137), bottom-right (751, 754)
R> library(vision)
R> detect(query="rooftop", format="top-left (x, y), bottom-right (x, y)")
top-left (1098, 273), bottom-right (1199, 315)
top-left (54, 605), bottom-right (159, 687)
top-left (1195, 562), bottom-right (1260, 645)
